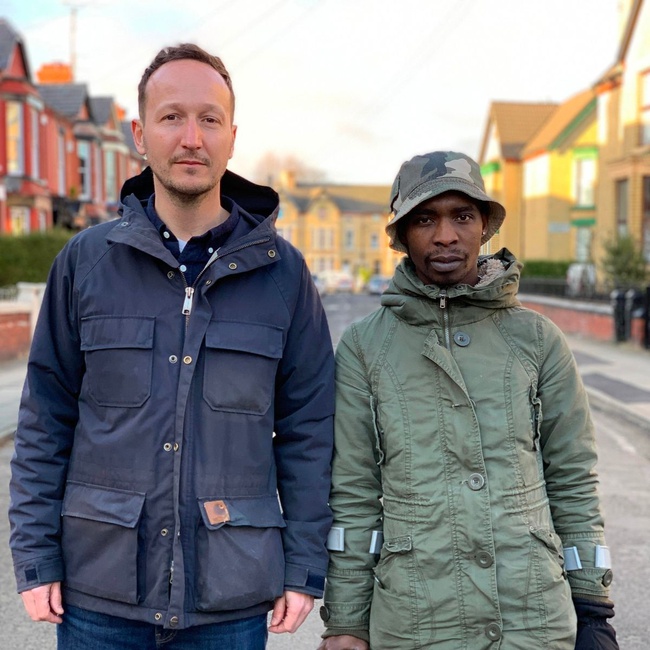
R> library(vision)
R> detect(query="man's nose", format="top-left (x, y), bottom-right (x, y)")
top-left (432, 218), bottom-right (458, 245)
top-left (181, 119), bottom-right (202, 148)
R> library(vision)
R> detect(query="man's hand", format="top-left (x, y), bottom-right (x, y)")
top-left (20, 582), bottom-right (64, 624)
top-left (269, 590), bottom-right (314, 634)
top-left (317, 635), bottom-right (369, 649)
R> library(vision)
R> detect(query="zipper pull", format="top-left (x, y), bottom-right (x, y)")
top-left (439, 290), bottom-right (447, 309)
top-left (169, 560), bottom-right (174, 584)
top-left (182, 287), bottom-right (195, 316)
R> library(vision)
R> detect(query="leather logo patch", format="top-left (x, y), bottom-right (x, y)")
top-left (203, 500), bottom-right (230, 525)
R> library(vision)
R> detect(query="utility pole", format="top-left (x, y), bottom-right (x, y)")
top-left (62, 1), bottom-right (88, 81)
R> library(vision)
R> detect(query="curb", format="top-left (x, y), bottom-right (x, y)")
top-left (585, 387), bottom-right (650, 433)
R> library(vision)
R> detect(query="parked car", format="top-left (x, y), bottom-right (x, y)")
top-left (366, 275), bottom-right (391, 295)
top-left (311, 274), bottom-right (327, 296)
top-left (318, 271), bottom-right (355, 294)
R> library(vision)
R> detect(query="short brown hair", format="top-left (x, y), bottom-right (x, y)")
top-left (137, 43), bottom-right (235, 121)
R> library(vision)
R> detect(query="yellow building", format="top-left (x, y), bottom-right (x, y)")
top-left (479, 102), bottom-right (557, 257)
top-left (521, 89), bottom-right (598, 262)
top-left (275, 174), bottom-right (402, 282)
top-left (594, 0), bottom-right (650, 267)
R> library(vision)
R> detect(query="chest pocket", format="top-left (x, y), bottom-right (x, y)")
top-left (203, 321), bottom-right (283, 415)
top-left (80, 316), bottom-right (154, 408)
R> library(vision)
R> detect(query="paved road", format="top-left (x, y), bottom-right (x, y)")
top-left (1, 294), bottom-right (649, 648)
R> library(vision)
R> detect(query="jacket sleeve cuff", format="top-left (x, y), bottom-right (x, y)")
top-left (284, 563), bottom-right (326, 598)
top-left (14, 556), bottom-right (64, 593)
top-left (321, 627), bottom-right (370, 643)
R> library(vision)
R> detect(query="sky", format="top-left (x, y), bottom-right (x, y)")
top-left (1, 0), bottom-right (623, 185)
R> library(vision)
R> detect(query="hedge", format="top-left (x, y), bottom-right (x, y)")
top-left (0, 229), bottom-right (75, 288)
top-left (520, 259), bottom-right (573, 279)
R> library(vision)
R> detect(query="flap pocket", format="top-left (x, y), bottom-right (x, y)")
top-left (80, 316), bottom-right (154, 351)
top-left (198, 495), bottom-right (286, 531)
top-left (204, 321), bottom-right (283, 359)
top-left (62, 482), bottom-right (145, 528)
top-left (384, 535), bottom-right (413, 554)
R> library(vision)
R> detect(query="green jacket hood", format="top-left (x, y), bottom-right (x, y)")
top-left (381, 248), bottom-right (522, 325)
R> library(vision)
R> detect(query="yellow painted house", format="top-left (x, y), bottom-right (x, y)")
top-left (479, 102), bottom-right (557, 257)
top-left (275, 174), bottom-right (402, 281)
top-left (594, 0), bottom-right (650, 267)
top-left (521, 88), bottom-right (598, 262)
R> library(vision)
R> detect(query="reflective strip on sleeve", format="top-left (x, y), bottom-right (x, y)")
top-left (595, 545), bottom-right (612, 569)
top-left (563, 546), bottom-right (583, 571)
top-left (326, 527), bottom-right (345, 552)
top-left (369, 530), bottom-right (384, 554)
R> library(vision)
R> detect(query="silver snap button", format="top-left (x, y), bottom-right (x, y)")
top-left (154, 613), bottom-right (162, 621)
top-left (468, 473), bottom-right (485, 490)
top-left (268, 250), bottom-right (276, 258)
top-left (167, 271), bottom-right (175, 279)
top-left (173, 443), bottom-right (179, 452)
top-left (169, 616), bottom-right (179, 628)
top-left (453, 331), bottom-right (470, 347)
top-left (169, 355), bottom-right (178, 364)
top-left (163, 443), bottom-right (172, 452)
top-left (228, 262), bottom-right (237, 270)
top-left (120, 222), bottom-right (129, 227)
top-left (161, 528), bottom-right (169, 537)
top-left (205, 279), bottom-right (212, 285)
top-left (183, 356), bottom-right (192, 365)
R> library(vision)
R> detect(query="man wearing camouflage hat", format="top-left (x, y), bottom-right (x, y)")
top-left (318, 152), bottom-right (618, 649)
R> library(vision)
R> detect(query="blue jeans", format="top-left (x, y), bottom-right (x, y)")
top-left (57, 605), bottom-right (268, 649)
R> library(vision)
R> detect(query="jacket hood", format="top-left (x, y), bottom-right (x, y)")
top-left (381, 248), bottom-right (522, 325)
top-left (120, 166), bottom-right (280, 223)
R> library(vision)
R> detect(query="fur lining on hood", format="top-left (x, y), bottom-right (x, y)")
top-left (475, 256), bottom-right (508, 287)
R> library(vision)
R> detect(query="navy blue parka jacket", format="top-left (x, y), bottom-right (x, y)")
top-left (9, 167), bottom-right (335, 629)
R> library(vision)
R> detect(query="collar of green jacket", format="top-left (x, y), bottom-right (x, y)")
top-left (381, 247), bottom-right (522, 325)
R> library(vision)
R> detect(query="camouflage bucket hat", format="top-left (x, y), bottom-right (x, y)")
top-left (386, 151), bottom-right (506, 253)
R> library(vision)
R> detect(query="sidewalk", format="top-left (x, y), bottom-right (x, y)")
top-left (0, 336), bottom-right (649, 446)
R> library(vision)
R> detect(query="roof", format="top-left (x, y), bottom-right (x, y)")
top-left (37, 83), bottom-right (91, 119)
top-left (481, 102), bottom-right (558, 161)
top-left (522, 88), bottom-right (596, 157)
top-left (282, 183), bottom-right (390, 214)
top-left (90, 96), bottom-right (114, 126)
top-left (0, 19), bottom-right (31, 79)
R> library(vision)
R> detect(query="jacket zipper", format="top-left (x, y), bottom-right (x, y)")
top-left (178, 237), bottom-right (271, 320)
top-left (439, 289), bottom-right (451, 349)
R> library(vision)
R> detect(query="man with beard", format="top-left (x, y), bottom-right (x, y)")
top-left (9, 43), bottom-right (334, 649)
top-left (318, 152), bottom-right (618, 649)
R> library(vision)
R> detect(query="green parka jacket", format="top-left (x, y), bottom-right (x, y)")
top-left (322, 250), bottom-right (611, 650)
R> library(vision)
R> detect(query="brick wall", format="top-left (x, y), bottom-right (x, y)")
top-left (0, 310), bottom-right (31, 360)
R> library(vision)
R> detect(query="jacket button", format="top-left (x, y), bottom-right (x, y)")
top-left (161, 528), bottom-right (169, 536)
top-left (468, 473), bottom-right (485, 490)
top-left (229, 262), bottom-right (237, 270)
top-left (169, 616), bottom-right (179, 628)
top-left (167, 271), bottom-right (175, 279)
top-left (154, 613), bottom-right (162, 621)
top-left (477, 551), bottom-right (493, 568)
top-left (173, 443), bottom-right (179, 452)
top-left (319, 606), bottom-right (330, 622)
top-left (484, 623), bottom-right (502, 641)
top-left (453, 331), bottom-right (470, 347)
top-left (183, 356), bottom-right (192, 365)
top-left (169, 355), bottom-right (178, 364)
top-left (163, 443), bottom-right (172, 452)
top-left (602, 569), bottom-right (613, 587)
top-left (268, 250), bottom-right (276, 258)
top-left (205, 279), bottom-right (212, 285)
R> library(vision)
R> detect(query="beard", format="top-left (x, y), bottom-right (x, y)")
top-left (150, 156), bottom-right (220, 205)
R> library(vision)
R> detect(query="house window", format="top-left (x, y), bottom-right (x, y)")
top-left (369, 233), bottom-right (379, 250)
top-left (57, 130), bottom-right (66, 195)
top-left (6, 102), bottom-right (24, 175)
top-left (575, 227), bottom-right (592, 263)
top-left (95, 145), bottom-right (103, 202)
top-left (641, 70), bottom-right (650, 145)
top-left (30, 108), bottom-right (40, 180)
top-left (344, 229), bottom-right (354, 250)
top-left (643, 176), bottom-right (650, 261)
top-left (105, 150), bottom-right (117, 202)
top-left (573, 155), bottom-right (596, 207)
top-left (10, 206), bottom-right (30, 234)
top-left (616, 179), bottom-right (629, 236)
top-left (78, 141), bottom-right (91, 199)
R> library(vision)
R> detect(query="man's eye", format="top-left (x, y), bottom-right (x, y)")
top-left (163, 114), bottom-right (178, 121)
